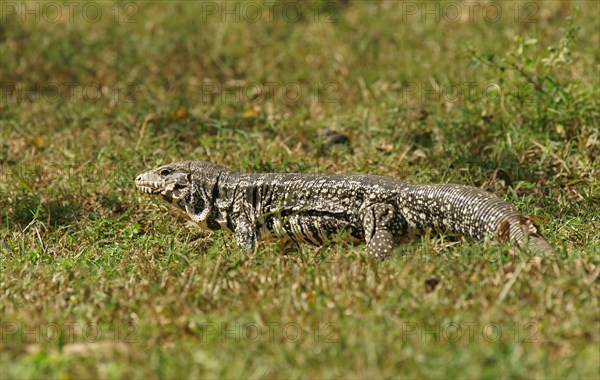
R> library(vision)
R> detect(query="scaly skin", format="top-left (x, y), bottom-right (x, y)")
top-left (135, 161), bottom-right (554, 259)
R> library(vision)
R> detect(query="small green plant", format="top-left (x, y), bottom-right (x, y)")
top-left (468, 10), bottom-right (598, 136)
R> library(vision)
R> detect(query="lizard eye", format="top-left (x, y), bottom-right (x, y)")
top-left (160, 169), bottom-right (171, 176)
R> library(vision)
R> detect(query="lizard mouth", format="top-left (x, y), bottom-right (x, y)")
top-left (135, 180), bottom-right (165, 195)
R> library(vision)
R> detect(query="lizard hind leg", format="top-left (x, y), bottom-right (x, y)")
top-left (366, 229), bottom-right (401, 260)
top-left (361, 203), bottom-right (404, 260)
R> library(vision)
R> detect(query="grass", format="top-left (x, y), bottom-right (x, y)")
top-left (1, 1), bottom-right (599, 378)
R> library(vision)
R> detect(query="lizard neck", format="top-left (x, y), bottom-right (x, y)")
top-left (183, 167), bottom-right (237, 231)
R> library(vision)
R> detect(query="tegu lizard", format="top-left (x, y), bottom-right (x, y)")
top-left (135, 161), bottom-right (554, 259)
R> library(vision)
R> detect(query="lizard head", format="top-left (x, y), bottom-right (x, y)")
top-left (135, 162), bottom-right (195, 204)
top-left (136, 161), bottom-right (233, 231)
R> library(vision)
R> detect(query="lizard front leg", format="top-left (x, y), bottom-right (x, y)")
top-left (360, 203), bottom-right (405, 260)
top-left (234, 218), bottom-right (258, 253)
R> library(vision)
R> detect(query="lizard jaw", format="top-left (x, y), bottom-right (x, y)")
top-left (135, 175), bottom-right (185, 204)
top-left (135, 179), bottom-right (165, 194)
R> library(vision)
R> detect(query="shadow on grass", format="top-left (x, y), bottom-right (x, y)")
top-left (8, 193), bottom-right (81, 229)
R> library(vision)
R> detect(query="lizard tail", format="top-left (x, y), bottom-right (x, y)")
top-left (399, 184), bottom-right (554, 253)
